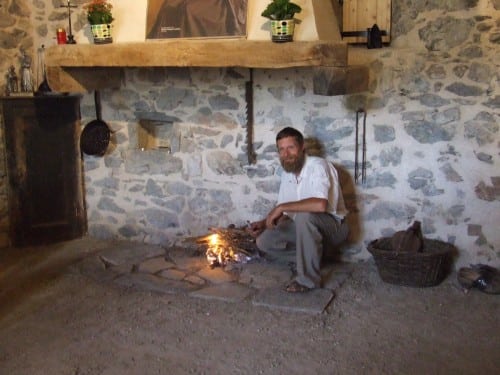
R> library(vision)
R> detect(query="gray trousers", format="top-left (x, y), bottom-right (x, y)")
top-left (256, 213), bottom-right (348, 288)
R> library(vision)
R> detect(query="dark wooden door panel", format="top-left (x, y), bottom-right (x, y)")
top-left (1, 95), bottom-right (86, 246)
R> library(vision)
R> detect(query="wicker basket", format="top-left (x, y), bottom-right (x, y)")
top-left (367, 237), bottom-right (455, 287)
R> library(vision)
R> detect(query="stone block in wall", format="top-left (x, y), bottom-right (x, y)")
top-left (313, 66), bottom-right (369, 96)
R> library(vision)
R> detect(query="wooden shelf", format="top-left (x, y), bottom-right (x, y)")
top-left (44, 39), bottom-right (367, 95)
top-left (45, 39), bottom-right (348, 69)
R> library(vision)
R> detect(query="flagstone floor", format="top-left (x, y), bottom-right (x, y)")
top-left (2, 237), bottom-right (499, 374)
top-left (69, 238), bottom-right (354, 314)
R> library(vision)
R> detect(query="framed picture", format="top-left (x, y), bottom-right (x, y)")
top-left (146, 0), bottom-right (248, 39)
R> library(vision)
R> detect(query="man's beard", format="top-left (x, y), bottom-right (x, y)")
top-left (280, 152), bottom-right (305, 174)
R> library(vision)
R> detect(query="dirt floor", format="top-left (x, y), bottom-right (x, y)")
top-left (0, 238), bottom-right (498, 375)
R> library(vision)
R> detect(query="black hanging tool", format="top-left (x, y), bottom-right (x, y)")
top-left (80, 91), bottom-right (111, 156)
top-left (245, 68), bottom-right (257, 164)
top-left (354, 108), bottom-right (367, 184)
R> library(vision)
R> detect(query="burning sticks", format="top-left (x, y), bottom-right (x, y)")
top-left (185, 226), bottom-right (260, 268)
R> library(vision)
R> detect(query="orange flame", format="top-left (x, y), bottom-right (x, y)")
top-left (206, 233), bottom-right (236, 267)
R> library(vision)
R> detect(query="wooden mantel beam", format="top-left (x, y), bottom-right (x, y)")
top-left (44, 40), bottom-right (351, 93)
top-left (44, 39), bottom-right (369, 96)
top-left (45, 40), bottom-right (348, 69)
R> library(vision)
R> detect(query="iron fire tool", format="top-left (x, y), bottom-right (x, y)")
top-left (354, 108), bottom-right (367, 184)
top-left (61, 0), bottom-right (77, 44)
top-left (245, 68), bottom-right (257, 164)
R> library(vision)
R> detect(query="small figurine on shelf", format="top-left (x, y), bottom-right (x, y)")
top-left (6, 65), bottom-right (19, 95)
top-left (20, 50), bottom-right (34, 93)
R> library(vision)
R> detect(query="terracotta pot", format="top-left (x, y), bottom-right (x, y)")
top-left (270, 19), bottom-right (295, 43)
top-left (90, 24), bottom-right (113, 44)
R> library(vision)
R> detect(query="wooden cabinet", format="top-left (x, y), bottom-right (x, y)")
top-left (342, 0), bottom-right (391, 44)
top-left (0, 95), bottom-right (86, 246)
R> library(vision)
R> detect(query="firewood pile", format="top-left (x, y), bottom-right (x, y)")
top-left (181, 225), bottom-right (260, 268)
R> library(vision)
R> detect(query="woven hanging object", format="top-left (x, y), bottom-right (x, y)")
top-left (80, 120), bottom-right (110, 156)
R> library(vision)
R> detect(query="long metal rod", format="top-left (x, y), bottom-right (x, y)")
top-left (361, 109), bottom-right (367, 184)
top-left (354, 108), bottom-right (367, 184)
top-left (354, 110), bottom-right (359, 183)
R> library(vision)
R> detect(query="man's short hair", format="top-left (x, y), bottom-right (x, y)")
top-left (276, 127), bottom-right (304, 146)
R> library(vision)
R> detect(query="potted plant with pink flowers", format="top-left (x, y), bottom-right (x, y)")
top-left (84, 0), bottom-right (115, 44)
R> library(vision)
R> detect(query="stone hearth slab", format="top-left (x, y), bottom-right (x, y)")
top-left (184, 275), bottom-right (207, 286)
top-left (98, 243), bottom-right (165, 267)
top-left (238, 262), bottom-right (293, 289)
top-left (167, 251), bottom-right (207, 272)
top-left (114, 273), bottom-right (198, 295)
top-left (138, 256), bottom-right (175, 274)
top-left (158, 268), bottom-right (187, 281)
top-left (252, 287), bottom-right (334, 314)
top-left (189, 283), bottom-right (254, 303)
top-left (197, 267), bottom-right (236, 284)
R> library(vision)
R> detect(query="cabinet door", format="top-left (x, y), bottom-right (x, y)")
top-left (1, 96), bottom-right (86, 246)
top-left (342, 0), bottom-right (391, 44)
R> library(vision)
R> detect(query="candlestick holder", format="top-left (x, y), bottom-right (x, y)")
top-left (61, 0), bottom-right (77, 44)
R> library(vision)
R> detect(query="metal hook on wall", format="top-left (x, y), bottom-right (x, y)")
top-left (354, 108), bottom-right (367, 184)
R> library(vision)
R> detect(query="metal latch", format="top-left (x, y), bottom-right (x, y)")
top-left (341, 24), bottom-right (388, 49)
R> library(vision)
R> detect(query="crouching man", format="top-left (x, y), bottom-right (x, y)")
top-left (248, 127), bottom-right (348, 292)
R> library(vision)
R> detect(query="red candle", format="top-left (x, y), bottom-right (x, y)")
top-left (57, 28), bottom-right (67, 44)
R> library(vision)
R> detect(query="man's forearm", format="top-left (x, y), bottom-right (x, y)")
top-left (278, 197), bottom-right (328, 213)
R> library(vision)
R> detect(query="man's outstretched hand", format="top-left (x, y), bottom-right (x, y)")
top-left (246, 220), bottom-right (265, 238)
top-left (265, 206), bottom-right (284, 229)
top-left (247, 205), bottom-right (285, 237)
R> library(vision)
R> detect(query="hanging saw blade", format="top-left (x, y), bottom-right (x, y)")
top-left (245, 68), bottom-right (257, 164)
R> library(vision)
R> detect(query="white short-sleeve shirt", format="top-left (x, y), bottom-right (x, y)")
top-left (277, 155), bottom-right (347, 220)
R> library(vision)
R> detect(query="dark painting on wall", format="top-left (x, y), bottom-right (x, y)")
top-left (146, 0), bottom-right (248, 39)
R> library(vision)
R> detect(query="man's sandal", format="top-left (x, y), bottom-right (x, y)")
top-left (284, 280), bottom-right (312, 293)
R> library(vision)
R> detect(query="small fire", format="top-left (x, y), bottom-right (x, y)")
top-left (199, 227), bottom-right (257, 268)
top-left (206, 233), bottom-right (236, 268)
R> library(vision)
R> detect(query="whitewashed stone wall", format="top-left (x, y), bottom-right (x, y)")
top-left (0, 0), bottom-right (498, 268)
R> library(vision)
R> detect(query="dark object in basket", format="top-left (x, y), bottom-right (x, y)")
top-left (368, 237), bottom-right (455, 287)
top-left (457, 264), bottom-right (500, 294)
top-left (391, 220), bottom-right (424, 253)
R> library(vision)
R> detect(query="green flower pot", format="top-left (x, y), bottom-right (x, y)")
top-left (90, 24), bottom-right (113, 44)
top-left (270, 19), bottom-right (295, 43)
